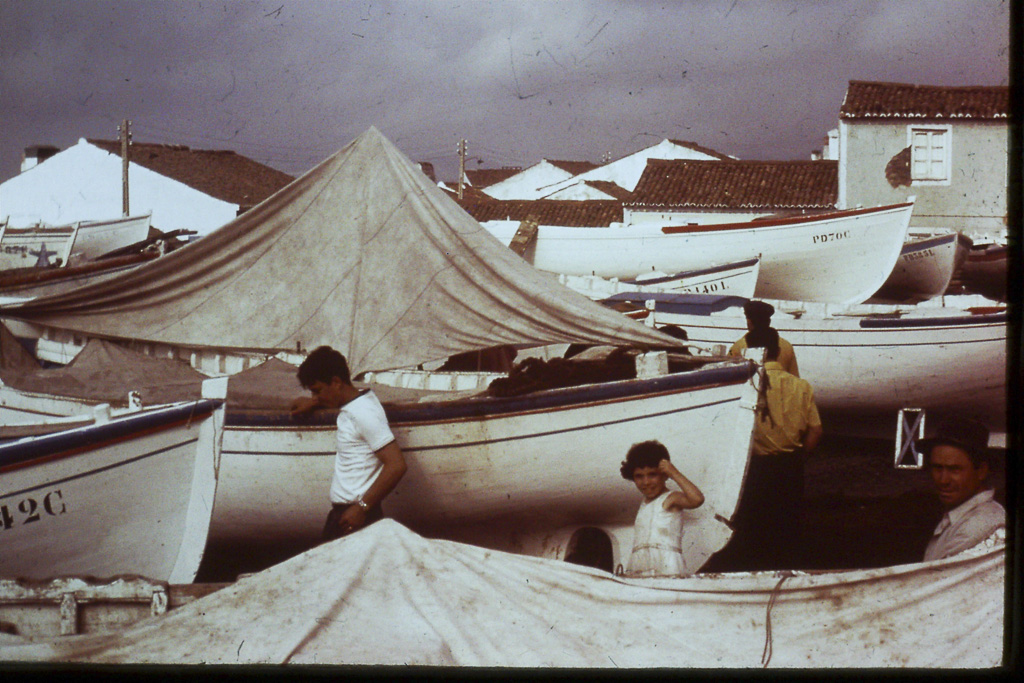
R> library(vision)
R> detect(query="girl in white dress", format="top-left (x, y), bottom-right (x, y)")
top-left (620, 441), bottom-right (705, 577)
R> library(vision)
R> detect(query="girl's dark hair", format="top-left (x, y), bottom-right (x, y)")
top-left (297, 346), bottom-right (351, 388)
top-left (620, 440), bottom-right (670, 479)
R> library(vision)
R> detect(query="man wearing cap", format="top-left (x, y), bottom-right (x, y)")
top-left (710, 326), bottom-right (822, 571)
top-left (921, 417), bottom-right (1005, 561)
top-left (728, 300), bottom-right (799, 377)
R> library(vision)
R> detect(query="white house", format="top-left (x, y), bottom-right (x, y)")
top-left (0, 138), bottom-right (294, 237)
top-left (534, 139), bottom-right (735, 200)
top-left (482, 159), bottom-right (598, 200)
top-left (837, 80), bottom-right (1008, 241)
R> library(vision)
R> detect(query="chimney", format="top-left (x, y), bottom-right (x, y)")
top-left (21, 145), bottom-right (60, 172)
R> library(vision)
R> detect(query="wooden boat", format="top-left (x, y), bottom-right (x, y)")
top-left (482, 201), bottom-right (915, 304)
top-left (0, 521), bottom-right (1003, 667)
top-left (0, 251), bottom-right (159, 305)
top-left (612, 293), bottom-right (1007, 441)
top-left (0, 214), bottom-right (151, 271)
top-left (872, 230), bottom-right (972, 302)
top-left (557, 257), bottom-right (760, 300)
top-left (959, 243), bottom-right (1008, 300)
top-left (0, 380), bottom-right (226, 584)
top-left (213, 356), bottom-right (760, 573)
top-left (2, 327), bottom-right (761, 572)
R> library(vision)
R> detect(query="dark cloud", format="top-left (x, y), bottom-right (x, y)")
top-left (0, 0), bottom-right (1010, 185)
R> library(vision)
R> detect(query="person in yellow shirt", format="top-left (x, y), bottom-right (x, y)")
top-left (728, 299), bottom-right (799, 377)
top-left (708, 326), bottom-right (822, 572)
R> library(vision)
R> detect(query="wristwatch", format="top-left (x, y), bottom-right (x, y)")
top-left (355, 498), bottom-right (369, 511)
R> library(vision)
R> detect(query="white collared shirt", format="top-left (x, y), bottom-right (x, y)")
top-left (923, 489), bottom-right (1005, 562)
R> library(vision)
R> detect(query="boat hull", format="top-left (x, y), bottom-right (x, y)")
top-left (873, 232), bottom-right (970, 301)
top-left (216, 363), bottom-right (759, 570)
top-left (484, 202), bottom-right (913, 304)
top-left (645, 296), bottom-right (1006, 436)
top-left (0, 215), bottom-right (151, 271)
top-left (0, 399), bottom-right (223, 583)
top-left (558, 257), bottom-right (760, 300)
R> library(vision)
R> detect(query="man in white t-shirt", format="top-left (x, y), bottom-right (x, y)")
top-left (291, 346), bottom-right (407, 542)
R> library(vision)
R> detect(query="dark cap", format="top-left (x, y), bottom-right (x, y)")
top-left (743, 300), bottom-right (775, 325)
top-left (918, 416), bottom-right (990, 460)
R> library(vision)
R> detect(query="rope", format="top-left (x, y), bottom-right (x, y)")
top-left (761, 572), bottom-right (793, 667)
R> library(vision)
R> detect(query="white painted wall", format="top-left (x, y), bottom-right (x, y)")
top-left (538, 139), bottom-right (733, 198)
top-left (0, 139), bottom-right (239, 236)
top-left (482, 160), bottom-right (575, 200)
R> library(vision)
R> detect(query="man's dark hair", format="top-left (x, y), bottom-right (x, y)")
top-left (620, 440), bottom-right (670, 479)
top-left (922, 416), bottom-right (992, 470)
top-left (744, 326), bottom-right (781, 362)
top-left (743, 300), bottom-right (775, 329)
top-left (297, 345), bottom-right (351, 388)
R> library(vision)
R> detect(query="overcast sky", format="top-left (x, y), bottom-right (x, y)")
top-left (0, 0), bottom-right (1011, 185)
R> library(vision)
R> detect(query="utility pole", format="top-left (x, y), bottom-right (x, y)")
top-left (457, 138), bottom-right (467, 200)
top-left (118, 119), bottom-right (132, 216)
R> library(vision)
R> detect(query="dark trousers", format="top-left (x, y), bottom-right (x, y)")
top-left (321, 501), bottom-right (384, 543)
top-left (710, 452), bottom-right (805, 571)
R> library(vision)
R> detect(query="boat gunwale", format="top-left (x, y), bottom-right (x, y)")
top-left (900, 232), bottom-right (959, 255)
top-left (622, 257), bottom-right (761, 284)
top-left (0, 399), bottom-right (221, 474)
top-left (659, 201), bottom-right (913, 235)
top-left (225, 361), bottom-right (755, 428)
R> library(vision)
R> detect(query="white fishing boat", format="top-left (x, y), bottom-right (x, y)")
top-left (557, 257), bottom-right (760, 300)
top-left (481, 200), bottom-right (915, 304)
top-left (615, 293), bottom-right (1007, 441)
top-left (872, 230), bottom-right (972, 302)
top-left (214, 354), bottom-right (759, 571)
top-left (0, 214), bottom-right (151, 271)
top-left (0, 521), bottom-right (1004, 667)
top-left (1, 344), bottom-right (761, 571)
top-left (0, 379), bottom-right (226, 584)
top-left (0, 251), bottom-right (158, 306)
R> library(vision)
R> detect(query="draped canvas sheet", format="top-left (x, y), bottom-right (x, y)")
top-left (0, 128), bottom-right (678, 374)
top-left (0, 521), bottom-right (1003, 668)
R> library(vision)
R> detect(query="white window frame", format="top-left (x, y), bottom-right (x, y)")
top-left (907, 124), bottom-right (952, 186)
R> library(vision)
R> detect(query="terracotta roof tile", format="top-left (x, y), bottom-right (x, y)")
top-left (458, 199), bottom-right (623, 227)
top-left (583, 180), bottom-right (633, 200)
top-left (666, 139), bottom-right (734, 160)
top-left (88, 139), bottom-right (295, 208)
top-left (440, 184), bottom-right (497, 202)
top-left (546, 159), bottom-right (600, 175)
top-left (465, 167), bottom-right (523, 188)
top-left (840, 81), bottom-right (1009, 119)
top-left (629, 159), bottom-right (837, 210)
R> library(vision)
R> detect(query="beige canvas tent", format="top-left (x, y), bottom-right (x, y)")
top-left (0, 128), bottom-right (679, 374)
top-left (0, 521), bottom-right (1004, 667)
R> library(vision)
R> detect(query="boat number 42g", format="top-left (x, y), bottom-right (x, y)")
top-left (0, 490), bottom-right (67, 531)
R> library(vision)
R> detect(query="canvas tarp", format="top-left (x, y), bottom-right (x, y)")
top-left (0, 520), bottom-right (1003, 668)
top-left (0, 335), bottom-right (206, 406)
top-left (0, 127), bottom-right (680, 375)
top-left (0, 338), bottom-right (430, 410)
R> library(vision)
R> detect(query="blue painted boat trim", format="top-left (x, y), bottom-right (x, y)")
top-left (0, 399), bottom-right (221, 471)
top-left (901, 233), bottom-right (956, 255)
top-left (225, 362), bottom-right (755, 428)
top-left (603, 292), bottom-right (749, 314)
top-left (623, 258), bottom-right (760, 285)
top-left (858, 312), bottom-right (1007, 328)
top-left (2, 438), bottom-right (199, 500)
